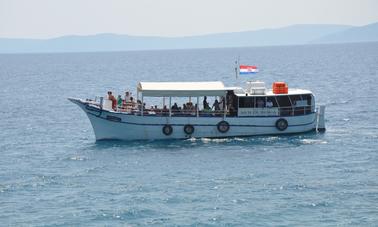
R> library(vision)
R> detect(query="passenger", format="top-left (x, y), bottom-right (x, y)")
top-left (266, 100), bottom-right (273, 108)
top-left (148, 105), bottom-right (156, 115)
top-left (212, 99), bottom-right (220, 111)
top-left (117, 95), bottom-right (123, 107)
top-left (171, 103), bottom-right (179, 112)
top-left (257, 99), bottom-right (265, 108)
top-left (162, 105), bottom-right (169, 114)
top-left (124, 91), bottom-right (131, 102)
top-left (107, 91), bottom-right (117, 110)
top-left (130, 97), bottom-right (136, 108)
top-left (203, 96), bottom-right (210, 110)
top-left (220, 96), bottom-right (225, 110)
top-left (187, 102), bottom-right (194, 111)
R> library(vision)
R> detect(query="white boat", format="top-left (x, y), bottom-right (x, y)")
top-left (68, 81), bottom-right (325, 141)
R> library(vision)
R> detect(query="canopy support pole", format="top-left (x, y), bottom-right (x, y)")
top-left (169, 97), bottom-right (172, 117)
top-left (141, 94), bottom-right (144, 116)
top-left (196, 96), bottom-right (199, 117)
top-left (224, 93), bottom-right (227, 119)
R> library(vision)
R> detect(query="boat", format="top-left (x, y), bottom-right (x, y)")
top-left (68, 81), bottom-right (325, 140)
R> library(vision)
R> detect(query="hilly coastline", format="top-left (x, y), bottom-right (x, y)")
top-left (0, 23), bottom-right (377, 53)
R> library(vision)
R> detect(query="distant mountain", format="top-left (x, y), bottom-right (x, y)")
top-left (1, 23), bottom-right (376, 53)
top-left (311, 22), bottom-right (378, 44)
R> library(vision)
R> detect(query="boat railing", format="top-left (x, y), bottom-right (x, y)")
top-left (92, 96), bottom-right (315, 117)
top-left (128, 109), bottom-right (227, 117)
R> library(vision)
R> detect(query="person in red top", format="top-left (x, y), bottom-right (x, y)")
top-left (107, 91), bottom-right (117, 110)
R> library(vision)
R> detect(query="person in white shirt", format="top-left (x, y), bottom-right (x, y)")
top-left (266, 100), bottom-right (273, 108)
top-left (124, 91), bottom-right (131, 102)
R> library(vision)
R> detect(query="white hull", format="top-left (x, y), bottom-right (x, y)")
top-left (70, 98), bottom-right (320, 141)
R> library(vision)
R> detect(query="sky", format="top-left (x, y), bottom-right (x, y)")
top-left (0, 0), bottom-right (378, 39)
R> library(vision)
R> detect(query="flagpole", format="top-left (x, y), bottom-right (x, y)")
top-left (235, 60), bottom-right (238, 79)
top-left (235, 55), bottom-right (240, 79)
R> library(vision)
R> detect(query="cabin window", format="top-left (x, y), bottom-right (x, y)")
top-left (301, 94), bottom-right (313, 113)
top-left (276, 95), bottom-right (292, 116)
top-left (238, 97), bottom-right (255, 108)
top-left (301, 94), bottom-right (312, 106)
top-left (289, 95), bottom-right (302, 106)
top-left (276, 95), bottom-right (291, 107)
top-left (290, 95), bottom-right (305, 116)
top-left (255, 97), bottom-right (266, 108)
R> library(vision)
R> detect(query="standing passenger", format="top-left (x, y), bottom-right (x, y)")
top-left (117, 95), bottom-right (123, 108)
top-left (203, 96), bottom-right (210, 110)
top-left (124, 91), bottom-right (131, 102)
top-left (107, 91), bottom-right (117, 110)
top-left (212, 99), bottom-right (220, 111)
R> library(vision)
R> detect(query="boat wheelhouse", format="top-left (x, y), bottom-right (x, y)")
top-left (69, 81), bottom-right (325, 140)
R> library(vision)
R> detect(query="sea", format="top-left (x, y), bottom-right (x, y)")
top-left (0, 43), bottom-right (377, 226)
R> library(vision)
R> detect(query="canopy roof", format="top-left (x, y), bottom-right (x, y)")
top-left (137, 81), bottom-right (227, 97)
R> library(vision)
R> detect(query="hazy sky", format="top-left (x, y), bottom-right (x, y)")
top-left (1, 0), bottom-right (377, 39)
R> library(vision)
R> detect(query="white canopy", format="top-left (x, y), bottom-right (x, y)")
top-left (137, 81), bottom-right (227, 97)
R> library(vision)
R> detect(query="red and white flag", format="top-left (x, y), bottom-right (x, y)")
top-left (239, 65), bottom-right (259, 74)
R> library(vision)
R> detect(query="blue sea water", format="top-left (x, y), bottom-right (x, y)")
top-left (0, 43), bottom-right (377, 226)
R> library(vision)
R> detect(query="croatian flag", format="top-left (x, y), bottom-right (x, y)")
top-left (239, 65), bottom-right (259, 74)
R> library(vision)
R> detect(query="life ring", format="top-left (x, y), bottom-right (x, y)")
top-left (184, 124), bottom-right (194, 135)
top-left (162, 124), bottom-right (173, 135)
top-left (275, 118), bottom-right (288, 131)
top-left (217, 120), bottom-right (230, 133)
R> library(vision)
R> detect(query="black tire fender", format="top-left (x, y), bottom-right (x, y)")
top-left (184, 124), bottom-right (194, 135)
top-left (275, 118), bottom-right (288, 131)
top-left (162, 124), bottom-right (173, 135)
top-left (217, 120), bottom-right (230, 133)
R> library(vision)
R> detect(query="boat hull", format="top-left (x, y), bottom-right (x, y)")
top-left (70, 98), bottom-right (318, 141)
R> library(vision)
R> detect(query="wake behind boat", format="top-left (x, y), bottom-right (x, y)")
top-left (69, 80), bottom-right (325, 140)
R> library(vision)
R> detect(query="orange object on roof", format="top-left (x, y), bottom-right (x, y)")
top-left (273, 82), bottom-right (288, 94)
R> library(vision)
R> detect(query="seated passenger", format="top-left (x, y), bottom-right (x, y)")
top-left (266, 100), bottom-right (273, 108)
top-left (129, 97), bottom-right (136, 109)
top-left (148, 105), bottom-right (156, 115)
top-left (162, 105), bottom-right (169, 113)
top-left (137, 100), bottom-right (142, 111)
top-left (257, 99), bottom-right (265, 108)
top-left (172, 103), bottom-right (179, 111)
top-left (187, 102), bottom-right (194, 112)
